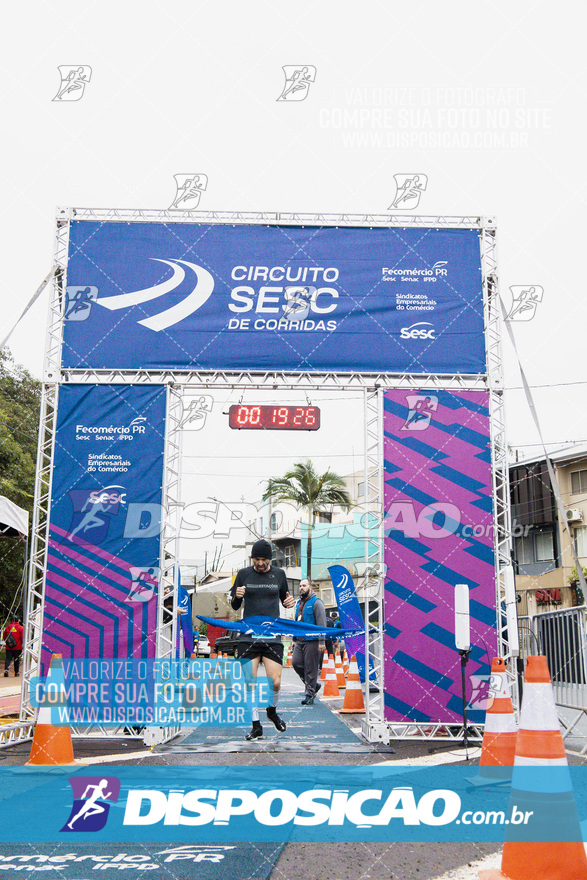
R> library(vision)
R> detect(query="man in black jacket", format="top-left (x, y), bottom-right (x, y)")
top-left (230, 539), bottom-right (295, 741)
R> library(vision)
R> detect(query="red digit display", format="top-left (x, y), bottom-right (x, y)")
top-left (228, 405), bottom-right (321, 431)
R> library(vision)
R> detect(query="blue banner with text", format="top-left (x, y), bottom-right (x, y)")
top-left (42, 385), bottom-right (166, 675)
top-left (62, 222), bottom-right (485, 374)
top-left (2, 766), bottom-right (587, 844)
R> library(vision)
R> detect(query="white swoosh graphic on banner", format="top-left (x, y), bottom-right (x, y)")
top-left (138, 260), bottom-right (215, 332)
top-left (95, 259), bottom-right (186, 309)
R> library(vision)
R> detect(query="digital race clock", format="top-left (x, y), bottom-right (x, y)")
top-left (228, 405), bottom-right (321, 431)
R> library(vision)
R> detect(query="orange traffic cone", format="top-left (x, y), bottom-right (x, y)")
top-left (342, 652), bottom-right (349, 677)
top-left (320, 650), bottom-right (329, 681)
top-left (27, 654), bottom-right (76, 766)
top-left (480, 655), bottom-right (587, 880)
top-left (335, 651), bottom-right (346, 689)
top-left (322, 654), bottom-right (340, 698)
top-left (469, 657), bottom-right (518, 785)
top-left (286, 644), bottom-right (293, 667)
top-left (339, 655), bottom-right (365, 714)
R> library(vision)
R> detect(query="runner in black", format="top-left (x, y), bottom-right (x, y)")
top-left (230, 539), bottom-right (295, 741)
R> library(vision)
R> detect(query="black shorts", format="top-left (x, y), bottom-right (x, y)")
top-left (236, 640), bottom-right (284, 665)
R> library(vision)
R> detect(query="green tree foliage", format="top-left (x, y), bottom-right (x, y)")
top-left (262, 460), bottom-right (352, 579)
top-left (0, 349), bottom-right (41, 619)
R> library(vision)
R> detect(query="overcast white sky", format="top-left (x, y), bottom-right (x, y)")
top-left (2, 1), bottom-right (585, 551)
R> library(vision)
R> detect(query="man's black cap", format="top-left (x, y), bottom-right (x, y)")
top-left (251, 539), bottom-right (273, 559)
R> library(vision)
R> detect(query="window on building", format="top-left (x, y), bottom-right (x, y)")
top-left (515, 530), bottom-right (556, 567)
top-left (534, 531), bottom-right (554, 562)
top-left (515, 535), bottom-right (533, 565)
top-left (270, 512), bottom-right (279, 532)
top-left (321, 587), bottom-right (334, 606)
top-left (283, 545), bottom-right (297, 567)
top-left (316, 512), bottom-right (332, 524)
top-left (358, 481), bottom-right (366, 497)
top-left (571, 470), bottom-right (587, 495)
top-left (576, 526), bottom-right (587, 558)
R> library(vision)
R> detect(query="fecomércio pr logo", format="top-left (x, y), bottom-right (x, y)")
top-left (61, 776), bottom-right (121, 832)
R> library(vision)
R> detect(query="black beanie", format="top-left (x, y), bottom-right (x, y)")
top-left (251, 539), bottom-right (273, 559)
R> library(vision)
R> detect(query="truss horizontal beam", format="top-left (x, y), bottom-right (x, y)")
top-left (380, 722), bottom-right (484, 742)
top-left (59, 370), bottom-right (489, 390)
top-left (278, 213), bottom-right (493, 229)
top-left (0, 723), bottom-right (34, 749)
top-left (58, 207), bottom-right (494, 231)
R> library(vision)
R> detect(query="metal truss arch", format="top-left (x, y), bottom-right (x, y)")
top-left (20, 210), bottom-right (507, 747)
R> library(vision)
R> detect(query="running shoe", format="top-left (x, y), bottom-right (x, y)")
top-left (245, 722), bottom-right (263, 741)
top-left (266, 707), bottom-right (286, 732)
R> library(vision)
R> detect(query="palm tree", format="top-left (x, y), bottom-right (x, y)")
top-left (262, 460), bottom-right (352, 579)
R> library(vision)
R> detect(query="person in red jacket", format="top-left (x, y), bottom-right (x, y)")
top-left (3, 618), bottom-right (23, 677)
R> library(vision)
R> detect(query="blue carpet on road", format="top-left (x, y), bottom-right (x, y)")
top-left (0, 842), bottom-right (284, 879)
top-left (166, 686), bottom-right (369, 753)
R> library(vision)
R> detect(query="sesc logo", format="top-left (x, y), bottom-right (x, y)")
top-left (67, 485), bottom-right (127, 544)
top-left (400, 322), bottom-right (436, 341)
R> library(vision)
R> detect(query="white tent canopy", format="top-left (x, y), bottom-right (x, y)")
top-left (0, 496), bottom-right (29, 537)
top-left (196, 577), bottom-right (233, 594)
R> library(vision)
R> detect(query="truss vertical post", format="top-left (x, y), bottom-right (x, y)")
top-left (20, 216), bottom-right (68, 719)
top-left (20, 383), bottom-right (59, 720)
top-left (157, 383), bottom-right (183, 660)
top-left (142, 383), bottom-right (185, 745)
top-left (482, 219), bottom-right (518, 710)
top-left (361, 386), bottom-right (387, 742)
top-left (44, 211), bottom-right (68, 383)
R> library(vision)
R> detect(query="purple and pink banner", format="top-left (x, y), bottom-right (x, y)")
top-left (383, 389), bottom-right (497, 724)
top-left (42, 385), bottom-right (166, 674)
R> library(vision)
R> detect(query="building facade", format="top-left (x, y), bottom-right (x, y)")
top-left (510, 443), bottom-right (587, 616)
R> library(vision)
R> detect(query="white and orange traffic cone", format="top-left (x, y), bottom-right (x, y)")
top-left (342, 652), bottom-right (350, 677)
top-left (27, 654), bottom-right (76, 766)
top-left (320, 650), bottom-right (329, 681)
top-left (335, 651), bottom-right (346, 689)
top-left (469, 657), bottom-right (518, 785)
top-left (286, 644), bottom-right (293, 668)
top-left (339, 655), bottom-right (365, 714)
top-left (480, 654), bottom-right (587, 880)
top-left (322, 654), bottom-right (340, 698)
